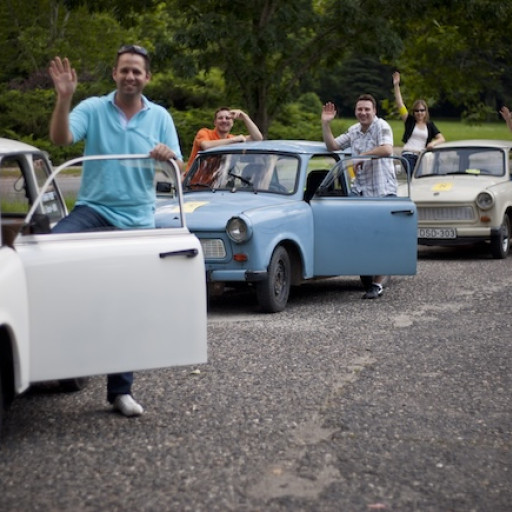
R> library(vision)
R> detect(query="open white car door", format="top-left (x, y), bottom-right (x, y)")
top-left (14, 155), bottom-right (207, 383)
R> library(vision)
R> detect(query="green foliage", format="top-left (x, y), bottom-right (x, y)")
top-left (145, 69), bottom-right (226, 110)
top-left (268, 93), bottom-right (324, 141)
top-left (389, 1), bottom-right (512, 118)
top-left (316, 56), bottom-right (395, 116)
top-left (170, 109), bottom-right (216, 161)
top-left (0, 84), bottom-right (105, 151)
top-left (0, 88), bottom-right (54, 139)
top-left (461, 103), bottom-right (499, 125)
top-left (0, 1), bottom-right (138, 83)
top-left (165, 0), bottom-right (403, 134)
top-left (1, 0), bottom-right (511, 157)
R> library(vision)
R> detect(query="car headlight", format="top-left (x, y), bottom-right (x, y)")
top-left (476, 191), bottom-right (494, 210)
top-left (226, 217), bottom-right (252, 243)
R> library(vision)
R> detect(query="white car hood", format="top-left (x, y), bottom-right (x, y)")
top-left (408, 175), bottom-right (503, 203)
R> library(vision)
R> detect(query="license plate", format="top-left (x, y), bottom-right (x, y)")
top-left (418, 227), bottom-right (456, 239)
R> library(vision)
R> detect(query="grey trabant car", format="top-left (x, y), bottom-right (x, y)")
top-left (399, 140), bottom-right (512, 258)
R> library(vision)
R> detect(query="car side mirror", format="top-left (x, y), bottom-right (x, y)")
top-left (156, 181), bottom-right (175, 195)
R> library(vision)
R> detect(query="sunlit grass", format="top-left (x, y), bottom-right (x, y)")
top-left (1, 201), bottom-right (29, 214)
top-left (390, 120), bottom-right (511, 144)
top-left (333, 119), bottom-right (511, 146)
top-left (65, 198), bottom-right (76, 210)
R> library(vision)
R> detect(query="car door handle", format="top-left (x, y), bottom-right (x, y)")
top-left (391, 209), bottom-right (415, 215)
top-left (159, 248), bottom-right (199, 259)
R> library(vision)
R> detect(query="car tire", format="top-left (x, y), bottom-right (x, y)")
top-left (490, 215), bottom-right (511, 259)
top-left (58, 377), bottom-right (89, 393)
top-left (256, 246), bottom-right (291, 313)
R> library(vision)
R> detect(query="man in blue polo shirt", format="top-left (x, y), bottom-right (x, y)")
top-left (49, 45), bottom-right (183, 417)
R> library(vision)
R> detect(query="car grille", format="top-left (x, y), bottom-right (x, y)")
top-left (418, 206), bottom-right (475, 222)
top-left (200, 239), bottom-right (226, 259)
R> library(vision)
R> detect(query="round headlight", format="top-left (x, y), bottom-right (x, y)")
top-left (227, 217), bottom-right (251, 243)
top-left (476, 191), bottom-right (494, 210)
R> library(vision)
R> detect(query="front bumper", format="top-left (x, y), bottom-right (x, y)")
top-left (206, 269), bottom-right (268, 283)
top-left (418, 225), bottom-right (499, 246)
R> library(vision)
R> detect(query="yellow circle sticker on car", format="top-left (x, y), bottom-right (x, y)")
top-left (183, 201), bottom-right (209, 212)
top-left (168, 201), bottom-right (209, 213)
top-left (432, 183), bottom-right (453, 192)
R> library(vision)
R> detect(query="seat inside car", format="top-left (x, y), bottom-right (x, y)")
top-left (304, 169), bottom-right (329, 202)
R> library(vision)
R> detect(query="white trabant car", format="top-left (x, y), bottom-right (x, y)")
top-left (399, 140), bottom-right (512, 258)
top-left (0, 138), bottom-right (207, 435)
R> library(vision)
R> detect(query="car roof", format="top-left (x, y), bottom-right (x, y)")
top-left (433, 139), bottom-right (512, 150)
top-left (0, 137), bottom-right (41, 154)
top-left (199, 139), bottom-right (350, 156)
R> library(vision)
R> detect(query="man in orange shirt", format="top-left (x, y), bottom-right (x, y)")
top-left (186, 107), bottom-right (263, 171)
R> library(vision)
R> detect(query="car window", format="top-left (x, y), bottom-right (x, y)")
top-left (310, 156), bottom-right (409, 199)
top-left (416, 148), bottom-right (505, 177)
top-left (1, 154), bottom-right (65, 217)
top-left (313, 158), bottom-right (352, 197)
top-left (306, 155), bottom-right (337, 174)
top-left (19, 156), bottom-right (183, 237)
top-left (1, 153), bottom-right (68, 245)
top-left (185, 153), bottom-right (300, 194)
top-left (0, 156), bottom-right (30, 216)
top-left (1, 156), bottom-right (29, 247)
top-left (303, 155), bottom-right (339, 198)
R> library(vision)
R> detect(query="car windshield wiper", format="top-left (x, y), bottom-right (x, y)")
top-left (185, 182), bottom-right (214, 191)
top-left (440, 171), bottom-right (475, 176)
top-left (228, 170), bottom-right (256, 193)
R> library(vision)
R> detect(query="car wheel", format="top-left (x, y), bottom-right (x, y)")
top-left (256, 246), bottom-right (291, 313)
top-left (490, 215), bottom-right (511, 259)
top-left (58, 378), bottom-right (89, 392)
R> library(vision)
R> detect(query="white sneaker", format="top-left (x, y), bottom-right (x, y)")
top-left (113, 394), bottom-right (144, 417)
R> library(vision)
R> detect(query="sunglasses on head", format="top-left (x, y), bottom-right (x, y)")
top-left (414, 108), bottom-right (426, 113)
top-left (117, 45), bottom-right (149, 58)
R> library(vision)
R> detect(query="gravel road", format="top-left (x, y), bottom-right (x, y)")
top-left (0, 244), bottom-right (510, 511)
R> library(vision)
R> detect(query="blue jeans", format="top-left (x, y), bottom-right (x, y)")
top-left (401, 152), bottom-right (418, 176)
top-left (52, 204), bottom-right (115, 233)
top-left (52, 205), bottom-right (134, 402)
top-left (349, 191), bottom-right (397, 198)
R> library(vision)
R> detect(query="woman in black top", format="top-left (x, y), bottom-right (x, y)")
top-left (393, 72), bottom-right (445, 174)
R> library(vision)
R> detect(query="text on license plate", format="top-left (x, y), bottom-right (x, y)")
top-left (418, 227), bottom-right (456, 239)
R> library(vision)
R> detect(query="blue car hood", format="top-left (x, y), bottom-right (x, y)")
top-left (156, 191), bottom-right (291, 231)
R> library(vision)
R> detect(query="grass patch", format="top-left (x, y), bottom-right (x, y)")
top-left (331, 119), bottom-right (511, 146)
top-left (389, 119), bottom-right (511, 144)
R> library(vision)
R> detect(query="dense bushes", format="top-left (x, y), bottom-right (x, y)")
top-left (0, 83), bottom-right (334, 164)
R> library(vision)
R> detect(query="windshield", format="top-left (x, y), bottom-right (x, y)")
top-left (184, 153), bottom-right (300, 194)
top-left (415, 148), bottom-right (505, 178)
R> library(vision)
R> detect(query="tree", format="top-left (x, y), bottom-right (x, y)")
top-left (0, 0), bottom-right (142, 85)
top-left (388, 0), bottom-right (512, 121)
top-left (315, 56), bottom-right (395, 117)
top-left (156, 0), bottom-right (402, 135)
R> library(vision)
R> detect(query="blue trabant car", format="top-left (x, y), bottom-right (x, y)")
top-left (155, 140), bottom-right (417, 312)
